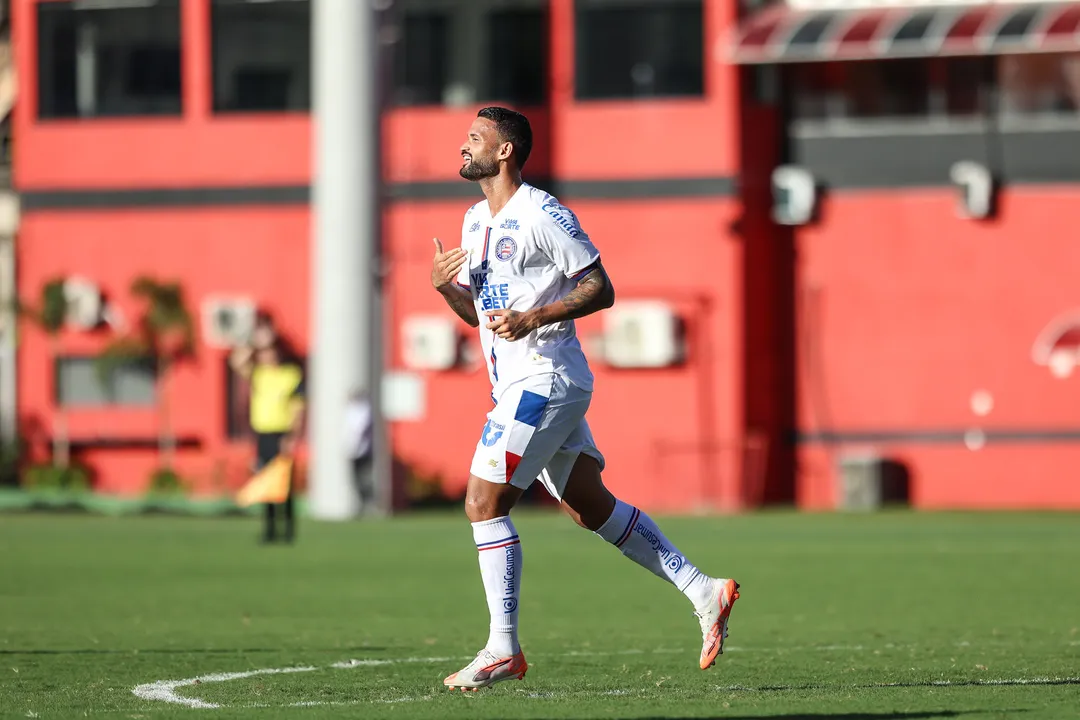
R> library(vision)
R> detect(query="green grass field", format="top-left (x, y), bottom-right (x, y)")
top-left (1, 509), bottom-right (1078, 719)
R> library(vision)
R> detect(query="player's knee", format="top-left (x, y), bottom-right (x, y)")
top-left (561, 502), bottom-right (591, 530)
top-left (464, 476), bottom-right (518, 522)
top-left (578, 504), bottom-right (613, 532)
top-left (464, 494), bottom-right (500, 523)
top-left (560, 457), bottom-right (615, 531)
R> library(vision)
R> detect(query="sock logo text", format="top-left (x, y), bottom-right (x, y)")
top-left (502, 545), bottom-right (518, 613)
top-left (635, 522), bottom-right (685, 574)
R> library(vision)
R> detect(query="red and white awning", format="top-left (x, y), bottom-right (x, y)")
top-left (731, 1), bottom-right (1080, 63)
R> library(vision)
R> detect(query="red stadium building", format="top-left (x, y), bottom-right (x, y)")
top-left (9, 0), bottom-right (1080, 510)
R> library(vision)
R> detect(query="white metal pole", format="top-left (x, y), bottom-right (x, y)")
top-left (310, 0), bottom-right (381, 520)
top-left (0, 192), bottom-right (18, 451)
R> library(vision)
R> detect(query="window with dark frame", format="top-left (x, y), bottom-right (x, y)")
top-left (391, 0), bottom-right (548, 108)
top-left (55, 356), bottom-right (157, 408)
top-left (998, 52), bottom-right (1080, 119)
top-left (393, 8), bottom-right (450, 107)
top-left (37, 0), bottom-right (182, 119)
top-left (844, 59), bottom-right (930, 119)
top-left (787, 53), bottom-right (1080, 130)
top-left (211, 0), bottom-right (311, 113)
top-left (940, 57), bottom-right (991, 117)
top-left (485, 8), bottom-right (547, 106)
top-left (574, 0), bottom-right (703, 100)
top-left (788, 57), bottom-right (997, 126)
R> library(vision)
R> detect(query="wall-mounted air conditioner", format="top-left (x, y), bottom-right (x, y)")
top-left (771, 165), bottom-right (817, 226)
top-left (201, 296), bottom-right (257, 349)
top-left (63, 277), bottom-right (103, 330)
top-left (601, 301), bottom-right (682, 369)
top-left (950, 160), bottom-right (995, 220)
top-left (402, 315), bottom-right (459, 371)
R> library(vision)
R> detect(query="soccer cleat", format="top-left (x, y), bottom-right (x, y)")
top-left (444, 648), bottom-right (528, 691)
top-left (695, 577), bottom-right (740, 670)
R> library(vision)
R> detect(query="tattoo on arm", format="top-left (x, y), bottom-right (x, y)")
top-left (560, 268), bottom-right (611, 319)
top-left (440, 285), bottom-right (479, 327)
top-left (532, 264), bottom-right (615, 329)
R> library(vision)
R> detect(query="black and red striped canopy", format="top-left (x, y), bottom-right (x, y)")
top-left (731, 2), bottom-right (1080, 63)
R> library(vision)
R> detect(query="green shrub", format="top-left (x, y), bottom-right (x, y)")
top-left (22, 463), bottom-right (92, 492)
top-left (147, 467), bottom-right (187, 496)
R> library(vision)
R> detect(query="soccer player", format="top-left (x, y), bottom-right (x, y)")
top-left (430, 107), bottom-right (739, 691)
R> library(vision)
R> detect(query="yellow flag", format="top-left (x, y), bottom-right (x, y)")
top-left (236, 456), bottom-right (293, 507)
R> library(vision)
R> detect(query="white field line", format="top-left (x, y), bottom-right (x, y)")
top-left (132, 666), bottom-right (317, 710)
top-left (132, 646), bottom-right (1080, 710)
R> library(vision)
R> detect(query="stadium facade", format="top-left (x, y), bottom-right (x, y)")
top-left (9, 0), bottom-right (1080, 510)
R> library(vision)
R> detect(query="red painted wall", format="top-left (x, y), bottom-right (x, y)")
top-left (16, 0), bottom-right (1080, 510)
top-left (13, 0), bottom-right (753, 510)
top-left (794, 188), bottom-right (1080, 509)
top-left (16, 208), bottom-right (311, 493)
top-left (12, 0), bottom-right (316, 494)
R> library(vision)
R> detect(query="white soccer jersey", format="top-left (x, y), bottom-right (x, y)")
top-left (455, 183), bottom-right (601, 399)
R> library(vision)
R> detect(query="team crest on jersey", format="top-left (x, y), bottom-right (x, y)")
top-left (494, 236), bottom-right (518, 262)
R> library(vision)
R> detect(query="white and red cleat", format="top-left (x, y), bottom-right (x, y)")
top-left (444, 649), bottom-right (528, 691)
top-left (696, 577), bottom-right (740, 669)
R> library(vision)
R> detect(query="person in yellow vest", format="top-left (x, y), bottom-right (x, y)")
top-left (230, 321), bottom-right (305, 544)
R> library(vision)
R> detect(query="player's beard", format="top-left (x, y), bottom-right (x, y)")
top-left (460, 153), bottom-right (499, 181)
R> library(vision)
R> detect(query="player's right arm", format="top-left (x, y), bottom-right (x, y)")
top-left (431, 237), bottom-right (479, 328)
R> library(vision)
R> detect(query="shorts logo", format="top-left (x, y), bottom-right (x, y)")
top-left (481, 420), bottom-right (505, 447)
top-left (494, 236), bottom-right (517, 262)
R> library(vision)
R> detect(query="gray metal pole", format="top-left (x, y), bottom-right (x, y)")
top-left (310, 0), bottom-right (381, 520)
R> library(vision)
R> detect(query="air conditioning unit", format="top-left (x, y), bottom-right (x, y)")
top-left (950, 160), bottom-right (995, 220)
top-left (201, 296), bottom-right (257, 349)
top-left (771, 165), bottom-right (817, 226)
top-left (837, 454), bottom-right (909, 511)
top-left (402, 315), bottom-right (459, 371)
top-left (601, 301), bottom-right (682, 368)
top-left (63, 277), bottom-right (103, 330)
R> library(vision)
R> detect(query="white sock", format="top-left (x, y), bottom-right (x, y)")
top-left (472, 516), bottom-right (521, 657)
top-left (596, 499), bottom-right (714, 610)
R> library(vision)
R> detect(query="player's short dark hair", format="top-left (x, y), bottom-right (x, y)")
top-left (477, 106), bottom-right (532, 170)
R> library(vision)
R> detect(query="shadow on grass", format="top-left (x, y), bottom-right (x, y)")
top-left (719, 679), bottom-right (1077, 691)
top-left (627, 712), bottom-right (1015, 720)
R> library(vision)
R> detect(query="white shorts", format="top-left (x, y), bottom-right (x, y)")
top-left (469, 373), bottom-right (605, 500)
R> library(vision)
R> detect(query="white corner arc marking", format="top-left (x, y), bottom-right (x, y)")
top-left (132, 665), bottom-right (317, 709)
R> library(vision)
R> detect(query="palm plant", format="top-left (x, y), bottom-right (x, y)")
top-left (21, 278), bottom-right (70, 468)
top-left (99, 276), bottom-right (195, 470)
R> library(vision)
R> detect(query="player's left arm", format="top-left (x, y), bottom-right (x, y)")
top-left (486, 261), bottom-right (614, 341)
top-left (540, 260), bottom-right (615, 320)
